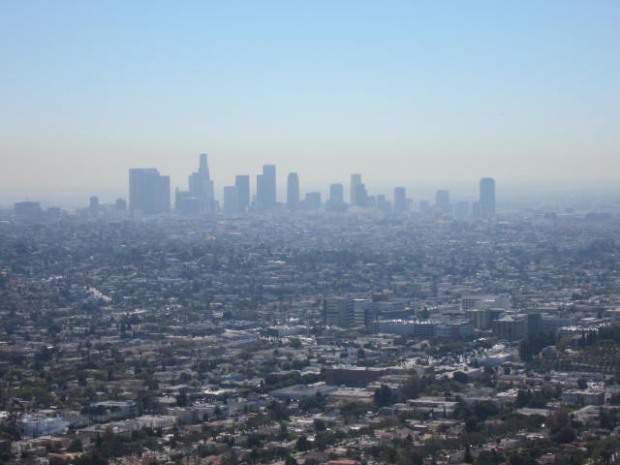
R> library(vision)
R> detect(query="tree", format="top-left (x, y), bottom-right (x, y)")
top-left (453, 371), bottom-right (469, 384)
top-left (313, 418), bottom-right (326, 432)
top-left (267, 400), bottom-right (289, 421)
top-left (67, 438), bottom-right (84, 452)
top-left (402, 374), bottom-right (421, 399)
top-left (473, 400), bottom-right (499, 421)
top-left (296, 435), bottom-right (311, 452)
top-left (176, 389), bottom-right (188, 407)
top-left (463, 444), bottom-right (473, 464)
top-left (576, 377), bottom-right (587, 390)
top-left (552, 426), bottom-right (577, 444)
top-left (374, 384), bottom-right (395, 407)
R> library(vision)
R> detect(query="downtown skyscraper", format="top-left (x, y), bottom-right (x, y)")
top-left (479, 177), bottom-right (496, 218)
top-left (129, 168), bottom-right (170, 215)
top-left (287, 172), bottom-right (300, 210)
top-left (188, 153), bottom-right (215, 213)
top-left (256, 164), bottom-right (277, 211)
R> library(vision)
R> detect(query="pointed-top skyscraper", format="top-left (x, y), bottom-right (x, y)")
top-left (189, 153), bottom-right (215, 212)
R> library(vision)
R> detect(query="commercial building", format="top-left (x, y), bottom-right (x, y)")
top-left (129, 168), bottom-right (170, 215)
top-left (325, 297), bottom-right (355, 328)
top-left (235, 175), bottom-right (250, 212)
top-left (350, 174), bottom-right (362, 206)
top-left (287, 172), bottom-right (300, 210)
top-left (188, 153), bottom-right (215, 213)
top-left (479, 177), bottom-right (496, 218)
top-left (256, 164), bottom-right (277, 211)
top-left (393, 187), bottom-right (407, 213)
top-left (223, 186), bottom-right (240, 213)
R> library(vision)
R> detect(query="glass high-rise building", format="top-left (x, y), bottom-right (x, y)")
top-left (287, 172), bottom-right (300, 210)
top-left (223, 186), bottom-right (240, 213)
top-left (393, 187), bottom-right (407, 213)
top-left (350, 174), bottom-right (362, 206)
top-left (479, 177), bottom-right (496, 218)
top-left (330, 183), bottom-right (344, 205)
top-left (256, 164), bottom-right (277, 210)
top-left (235, 175), bottom-right (250, 212)
top-left (188, 153), bottom-right (215, 213)
top-left (129, 168), bottom-right (170, 215)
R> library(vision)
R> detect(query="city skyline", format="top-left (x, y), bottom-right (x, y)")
top-left (136, 155), bottom-right (495, 215)
top-left (1, 1), bottom-right (619, 204)
top-left (3, 149), bottom-right (620, 212)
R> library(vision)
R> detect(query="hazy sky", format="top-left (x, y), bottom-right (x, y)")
top-left (1, 1), bottom-right (619, 204)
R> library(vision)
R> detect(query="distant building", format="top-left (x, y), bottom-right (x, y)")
top-left (325, 367), bottom-right (390, 387)
top-left (304, 192), bottom-right (321, 210)
top-left (326, 183), bottom-right (345, 212)
top-left (223, 186), bottom-right (240, 213)
top-left (89, 196), bottom-right (99, 217)
top-left (88, 400), bottom-right (138, 423)
top-left (325, 297), bottom-right (355, 328)
top-left (175, 189), bottom-right (201, 214)
top-left (435, 321), bottom-right (475, 339)
top-left (419, 200), bottom-right (431, 215)
top-left (287, 172), bottom-right (300, 210)
top-left (375, 319), bottom-right (436, 337)
top-left (393, 187), bottom-right (407, 213)
top-left (188, 153), bottom-right (215, 213)
top-left (350, 174), bottom-right (362, 206)
top-left (20, 413), bottom-right (67, 437)
top-left (14, 201), bottom-right (42, 218)
top-left (562, 389), bottom-right (604, 406)
top-left (376, 195), bottom-right (391, 212)
top-left (461, 294), bottom-right (509, 310)
top-left (479, 177), bottom-right (496, 218)
top-left (129, 168), bottom-right (170, 215)
top-left (256, 164), bottom-right (277, 211)
top-left (467, 308), bottom-right (497, 330)
top-left (435, 190), bottom-right (450, 214)
top-left (235, 175), bottom-right (250, 212)
top-left (353, 183), bottom-right (369, 208)
top-left (492, 315), bottom-right (528, 341)
top-left (541, 315), bottom-right (576, 335)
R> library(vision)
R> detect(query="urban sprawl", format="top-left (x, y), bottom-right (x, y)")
top-left (2, 154), bottom-right (620, 465)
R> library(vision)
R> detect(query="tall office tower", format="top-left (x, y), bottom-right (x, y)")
top-left (287, 172), bottom-right (300, 210)
top-left (304, 192), bottom-right (321, 210)
top-left (350, 174), bottom-right (362, 205)
top-left (376, 195), bottom-right (391, 212)
top-left (353, 183), bottom-right (369, 208)
top-left (14, 201), bottom-right (42, 218)
top-left (330, 183), bottom-right (344, 205)
top-left (188, 153), bottom-right (215, 213)
top-left (435, 189), bottom-right (451, 214)
top-left (175, 189), bottom-right (201, 214)
top-left (256, 164), bottom-right (277, 211)
top-left (129, 168), bottom-right (170, 215)
top-left (393, 187), bottom-right (407, 213)
top-left (89, 196), bottom-right (99, 217)
top-left (479, 177), bottom-right (496, 218)
top-left (326, 183), bottom-right (345, 212)
top-left (235, 175), bottom-right (250, 212)
top-left (223, 186), bottom-right (240, 213)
